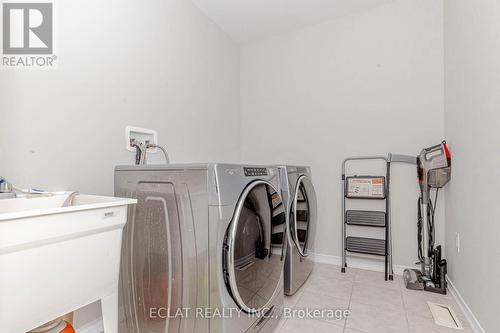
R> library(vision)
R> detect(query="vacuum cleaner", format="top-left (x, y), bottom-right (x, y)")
top-left (403, 141), bottom-right (451, 295)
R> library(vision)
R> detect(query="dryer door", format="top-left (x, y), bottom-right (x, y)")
top-left (290, 175), bottom-right (317, 257)
top-left (224, 180), bottom-right (286, 313)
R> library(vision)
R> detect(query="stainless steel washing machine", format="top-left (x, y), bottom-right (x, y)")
top-left (278, 166), bottom-right (317, 296)
top-left (115, 164), bottom-right (285, 333)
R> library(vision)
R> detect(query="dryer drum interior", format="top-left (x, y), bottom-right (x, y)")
top-left (224, 181), bottom-right (286, 313)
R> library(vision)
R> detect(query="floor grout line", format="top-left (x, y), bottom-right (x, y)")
top-left (400, 281), bottom-right (411, 333)
top-left (344, 264), bottom-right (362, 333)
top-left (343, 271), bottom-right (356, 333)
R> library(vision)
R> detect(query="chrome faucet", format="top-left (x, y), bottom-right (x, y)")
top-left (0, 177), bottom-right (15, 199)
top-left (0, 177), bottom-right (13, 193)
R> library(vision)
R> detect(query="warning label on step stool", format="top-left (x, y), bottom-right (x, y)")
top-left (346, 177), bottom-right (385, 199)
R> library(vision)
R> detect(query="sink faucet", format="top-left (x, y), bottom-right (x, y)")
top-left (0, 177), bottom-right (13, 193)
top-left (0, 177), bottom-right (15, 199)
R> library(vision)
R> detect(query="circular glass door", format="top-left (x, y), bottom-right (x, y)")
top-left (290, 176), bottom-right (316, 257)
top-left (224, 181), bottom-right (286, 313)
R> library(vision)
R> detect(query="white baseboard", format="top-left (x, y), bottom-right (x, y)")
top-left (310, 252), bottom-right (415, 276)
top-left (446, 276), bottom-right (485, 333)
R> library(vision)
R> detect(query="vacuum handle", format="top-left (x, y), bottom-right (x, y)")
top-left (426, 143), bottom-right (443, 152)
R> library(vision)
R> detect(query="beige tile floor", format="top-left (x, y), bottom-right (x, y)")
top-left (274, 263), bottom-right (472, 333)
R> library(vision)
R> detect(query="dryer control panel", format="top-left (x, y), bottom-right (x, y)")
top-left (244, 167), bottom-right (268, 177)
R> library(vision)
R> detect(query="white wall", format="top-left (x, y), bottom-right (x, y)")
top-left (444, 1), bottom-right (500, 331)
top-left (0, 0), bottom-right (240, 196)
top-left (240, 0), bottom-right (445, 268)
top-left (0, 0), bottom-right (239, 329)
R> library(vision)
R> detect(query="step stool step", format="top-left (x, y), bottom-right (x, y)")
top-left (346, 236), bottom-right (386, 256)
top-left (346, 210), bottom-right (386, 227)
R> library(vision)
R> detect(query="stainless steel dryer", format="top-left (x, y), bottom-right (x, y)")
top-left (278, 166), bottom-right (317, 296)
top-left (115, 164), bottom-right (285, 333)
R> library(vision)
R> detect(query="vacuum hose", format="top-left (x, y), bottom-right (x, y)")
top-left (417, 188), bottom-right (439, 263)
top-left (417, 197), bottom-right (423, 262)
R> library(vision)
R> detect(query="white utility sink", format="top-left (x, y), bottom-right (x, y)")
top-left (0, 193), bottom-right (136, 333)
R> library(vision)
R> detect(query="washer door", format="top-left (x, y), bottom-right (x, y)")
top-left (224, 180), bottom-right (286, 313)
top-left (290, 175), bottom-right (317, 257)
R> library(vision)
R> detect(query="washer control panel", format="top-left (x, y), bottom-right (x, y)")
top-left (244, 167), bottom-right (268, 177)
